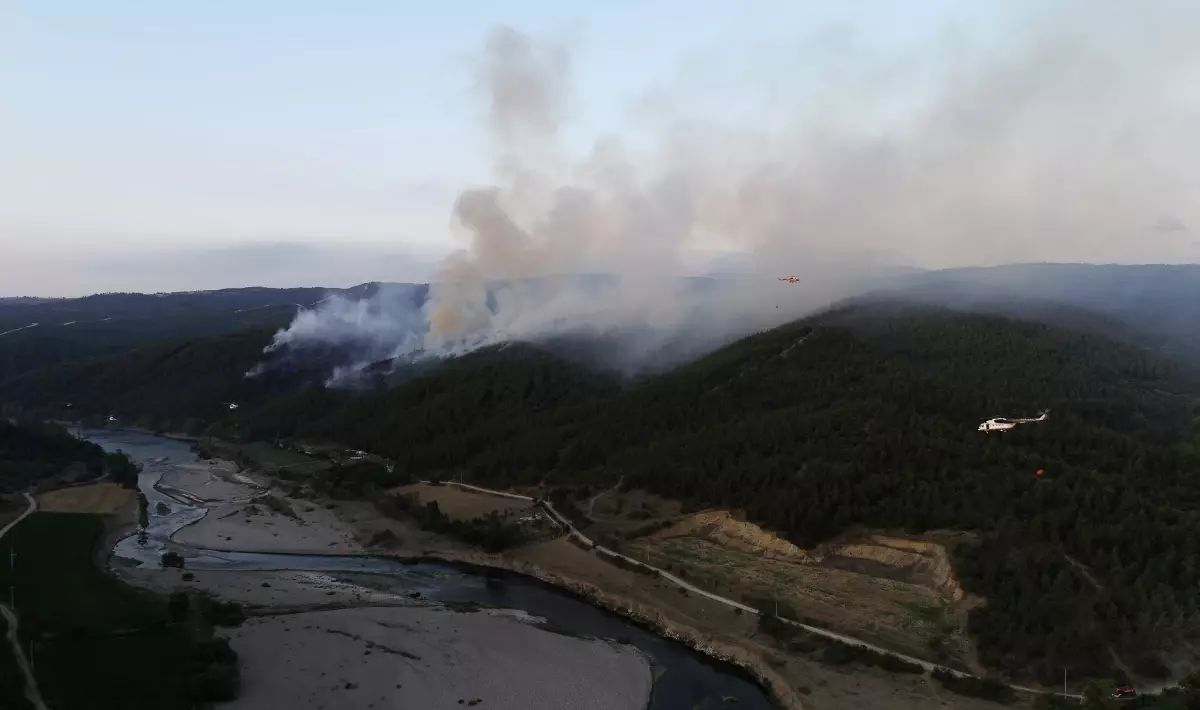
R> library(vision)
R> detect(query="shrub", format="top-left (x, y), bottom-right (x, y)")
top-left (168, 591), bottom-right (190, 622)
top-left (932, 669), bottom-right (1017, 704)
top-left (197, 597), bottom-right (245, 627)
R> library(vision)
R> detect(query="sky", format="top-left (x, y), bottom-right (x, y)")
top-left (3, 1), bottom-right (1198, 296)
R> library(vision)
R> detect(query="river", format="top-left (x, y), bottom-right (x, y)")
top-left (87, 428), bottom-right (777, 710)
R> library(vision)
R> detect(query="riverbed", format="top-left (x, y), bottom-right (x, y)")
top-left (87, 428), bottom-right (777, 710)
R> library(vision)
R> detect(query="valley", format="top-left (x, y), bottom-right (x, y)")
top-left (12, 0), bottom-right (1200, 704)
top-left (96, 429), bottom-right (774, 710)
top-left (104, 431), bottom-right (1024, 710)
top-left (6, 268), bottom-right (1200, 708)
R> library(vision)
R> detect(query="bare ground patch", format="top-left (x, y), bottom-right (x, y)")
top-left (594, 508), bottom-right (982, 672)
top-left (219, 605), bottom-right (651, 710)
top-left (509, 538), bottom-right (1017, 710)
top-left (390, 483), bottom-right (535, 521)
top-left (37, 482), bottom-right (134, 515)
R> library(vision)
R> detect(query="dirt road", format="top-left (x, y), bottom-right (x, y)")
top-left (0, 492), bottom-right (48, 710)
top-left (444, 480), bottom-right (1083, 701)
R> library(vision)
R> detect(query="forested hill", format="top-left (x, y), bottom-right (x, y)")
top-left (893, 263), bottom-right (1200, 365)
top-left (0, 420), bottom-right (138, 493)
top-left (0, 282), bottom-right (410, 384)
top-left (240, 302), bottom-right (1200, 683)
top-left (0, 327), bottom-right (336, 430)
top-left (5, 293), bottom-right (1200, 681)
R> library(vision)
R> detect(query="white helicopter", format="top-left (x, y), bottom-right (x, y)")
top-left (978, 410), bottom-right (1049, 433)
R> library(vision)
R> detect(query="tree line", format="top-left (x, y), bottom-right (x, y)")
top-left (0, 419), bottom-right (139, 492)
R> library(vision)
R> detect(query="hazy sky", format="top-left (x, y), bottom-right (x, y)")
top-left (3, 1), bottom-right (1197, 296)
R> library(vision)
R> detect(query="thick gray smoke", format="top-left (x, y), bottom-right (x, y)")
top-left (265, 1), bottom-right (1200, 383)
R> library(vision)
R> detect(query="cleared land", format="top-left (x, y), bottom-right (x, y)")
top-left (511, 537), bottom-right (1016, 710)
top-left (585, 490), bottom-right (979, 670)
top-left (630, 534), bottom-right (973, 666)
top-left (36, 482), bottom-right (134, 514)
top-left (210, 441), bottom-right (330, 476)
top-left (391, 482), bottom-right (536, 521)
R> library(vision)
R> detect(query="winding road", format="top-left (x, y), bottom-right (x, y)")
top-left (0, 492), bottom-right (48, 710)
top-left (585, 475), bottom-right (624, 519)
top-left (446, 480), bottom-right (1083, 701)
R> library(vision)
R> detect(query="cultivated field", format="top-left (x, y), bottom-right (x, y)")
top-left (390, 483), bottom-right (535, 521)
top-left (37, 482), bottom-right (134, 515)
top-left (210, 440), bottom-right (330, 476)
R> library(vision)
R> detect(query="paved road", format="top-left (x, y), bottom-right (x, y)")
top-left (0, 492), bottom-right (49, 710)
top-left (444, 480), bottom-right (1083, 701)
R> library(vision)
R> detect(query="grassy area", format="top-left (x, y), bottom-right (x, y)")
top-left (631, 534), bottom-right (970, 664)
top-left (0, 512), bottom-right (166, 633)
top-left (0, 512), bottom-right (239, 709)
top-left (226, 441), bottom-right (328, 474)
top-left (36, 481), bottom-right (135, 514)
top-left (755, 611), bottom-right (926, 675)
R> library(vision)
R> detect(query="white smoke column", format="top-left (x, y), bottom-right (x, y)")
top-left (265, 2), bottom-right (1200, 382)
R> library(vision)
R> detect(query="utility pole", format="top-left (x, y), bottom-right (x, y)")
top-left (1063, 667), bottom-right (1067, 695)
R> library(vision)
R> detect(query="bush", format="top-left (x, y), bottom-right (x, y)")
top-left (1032, 694), bottom-right (1077, 710)
top-left (259, 494), bottom-right (296, 519)
top-left (932, 669), bottom-right (1017, 704)
top-left (366, 529), bottom-right (401, 548)
top-left (197, 597), bottom-right (244, 627)
top-left (1128, 652), bottom-right (1172, 679)
top-left (191, 639), bottom-right (240, 702)
top-left (757, 613), bottom-right (796, 643)
top-left (819, 643), bottom-right (857, 666)
top-left (161, 551), bottom-right (185, 569)
top-left (168, 591), bottom-right (190, 622)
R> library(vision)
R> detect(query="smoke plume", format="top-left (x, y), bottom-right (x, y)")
top-left (264, 1), bottom-right (1200, 382)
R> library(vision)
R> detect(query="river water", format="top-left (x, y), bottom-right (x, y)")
top-left (87, 428), bottom-right (776, 710)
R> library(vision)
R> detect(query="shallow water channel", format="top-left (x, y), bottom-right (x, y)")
top-left (87, 428), bottom-right (777, 710)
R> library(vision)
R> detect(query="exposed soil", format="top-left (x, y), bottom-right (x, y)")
top-left (471, 538), bottom-right (1021, 710)
top-left (36, 482), bottom-right (135, 515)
top-left (391, 483), bottom-right (536, 521)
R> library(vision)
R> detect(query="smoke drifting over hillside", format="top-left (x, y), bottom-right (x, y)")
top-left (265, 1), bottom-right (1200, 382)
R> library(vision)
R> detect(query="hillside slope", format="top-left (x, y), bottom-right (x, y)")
top-left (0, 419), bottom-right (136, 492)
top-left (0, 283), bottom-right (415, 383)
top-left (5, 294), bottom-right (1200, 684)
top-left (892, 263), bottom-right (1200, 364)
top-left (0, 328), bottom-right (304, 430)
top-left (248, 302), bottom-right (1200, 683)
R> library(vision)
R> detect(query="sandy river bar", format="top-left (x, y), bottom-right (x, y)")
top-left (223, 605), bottom-right (652, 710)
